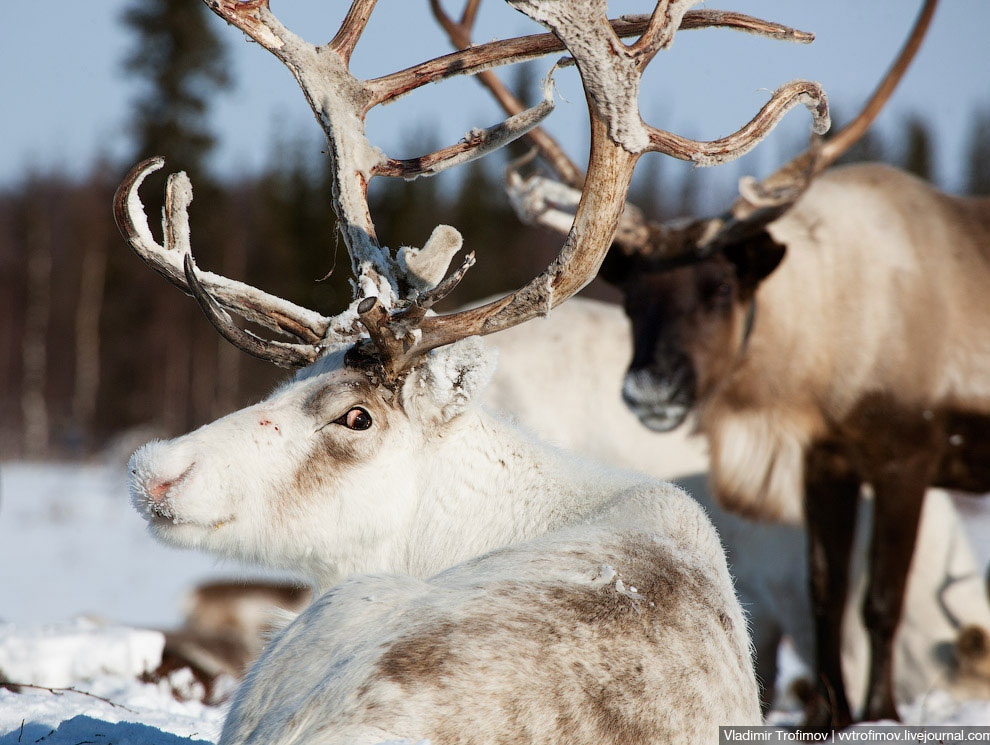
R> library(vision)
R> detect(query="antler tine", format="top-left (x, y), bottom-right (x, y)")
top-left (623, 0), bottom-right (686, 69)
top-left (427, 0), bottom-right (584, 188)
top-left (374, 79), bottom-right (555, 179)
top-left (200, 0), bottom-right (560, 299)
top-left (819, 0), bottom-right (938, 170)
top-left (329, 0), bottom-right (378, 65)
top-left (732, 0), bottom-right (939, 216)
top-left (425, 3), bottom-right (818, 192)
top-left (355, 0), bottom-right (830, 376)
top-left (202, 0), bottom-right (398, 302)
top-left (183, 254), bottom-right (321, 369)
top-left (647, 80), bottom-right (830, 167)
top-left (113, 157), bottom-right (332, 350)
top-left (431, 0), bottom-right (825, 268)
top-left (128, 0), bottom-right (827, 380)
top-left (373, 0), bottom-right (710, 370)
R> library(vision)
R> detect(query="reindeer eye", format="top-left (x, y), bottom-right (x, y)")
top-left (337, 407), bottom-right (372, 431)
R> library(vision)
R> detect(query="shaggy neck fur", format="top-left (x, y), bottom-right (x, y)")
top-left (698, 164), bottom-right (990, 523)
top-left (400, 409), bottom-right (649, 582)
top-left (301, 408), bottom-right (648, 596)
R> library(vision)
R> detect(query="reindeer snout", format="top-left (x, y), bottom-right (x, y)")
top-left (128, 441), bottom-right (197, 512)
top-left (622, 367), bottom-right (694, 432)
top-left (144, 466), bottom-right (195, 504)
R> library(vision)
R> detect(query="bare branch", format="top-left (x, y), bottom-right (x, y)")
top-left (1, 682), bottom-right (139, 715)
top-left (646, 80), bottom-right (830, 166)
top-left (329, 0), bottom-right (378, 65)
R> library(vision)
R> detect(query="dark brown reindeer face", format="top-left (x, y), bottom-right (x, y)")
top-left (602, 230), bottom-right (786, 432)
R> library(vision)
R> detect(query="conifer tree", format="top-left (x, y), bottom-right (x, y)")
top-left (116, 0), bottom-right (232, 436)
top-left (830, 107), bottom-right (887, 166)
top-left (902, 114), bottom-right (934, 182)
top-left (121, 0), bottom-right (230, 176)
top-left (965, 108), bottom-right (990, 196)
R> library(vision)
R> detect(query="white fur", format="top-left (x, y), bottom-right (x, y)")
top-left (130, 326), bottom-right (761, 741)
top-left (132, 290), bottom-right (990, 716)
top-left (219, 487), bottom-right (760, 745)
top-left (131, 338), bottom-right (658, 593)
top-left (484, 298), bottom-right (990, 712)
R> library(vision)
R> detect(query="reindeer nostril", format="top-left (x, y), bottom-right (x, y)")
top-left (145, 464), bottom-right (195, 504)
top-left (147, 478), bottom-right (174, 502)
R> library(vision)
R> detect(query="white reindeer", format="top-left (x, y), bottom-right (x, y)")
top-left (220, 466), bottom-right (758, 745)
top-left (117, 0), bottom-right (828, 740)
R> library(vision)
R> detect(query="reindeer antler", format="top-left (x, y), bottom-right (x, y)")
top-left (731, 0), bottom-right (939, 218)
top-left (116, 0), bottom-right (827, 378)
top-left (493, 0), bottom-right (936, 269)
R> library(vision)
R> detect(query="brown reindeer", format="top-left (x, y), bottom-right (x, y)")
top-left (438, 0), bottom-right (990, 728)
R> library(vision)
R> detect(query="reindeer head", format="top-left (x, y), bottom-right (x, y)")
top-left (602, 216), bottom-right (787, 431)
top-left (117, 0), bottom-right (827, 580)
top-left (499, 0), bottom-right (936, 433)
top-left (128, 338), bottom-right (496, 577)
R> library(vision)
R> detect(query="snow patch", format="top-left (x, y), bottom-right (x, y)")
top-left (0, 618), bottom-right (164, 689)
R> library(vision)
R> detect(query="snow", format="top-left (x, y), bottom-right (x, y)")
top-left (0, 462), bottom-right (301, 628)
top-left (0, 678), bottom-right (224, 745)
top-left (1, 462), bottom-right (988, 742)
top-left (0, 460), bottom-right (314, 742)
top-left (0, 622), bottom-right (224, 744)
top-left (0, 619), bottom-right (162, 689)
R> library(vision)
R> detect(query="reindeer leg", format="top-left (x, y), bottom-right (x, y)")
top-left (803, 444), bottom-right (859, 730)
top-left (751, 614), bottom-right (784, 715)
top-left (862, 449), bottom-right (939, 722)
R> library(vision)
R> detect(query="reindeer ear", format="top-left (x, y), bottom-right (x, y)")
top-left (402, 337), bottom-right (498, 426)
top-left (722, 231), bottom-right (786, 293)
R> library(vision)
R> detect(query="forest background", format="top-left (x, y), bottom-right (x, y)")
top-left (3, 0), bottom-right (989, 460)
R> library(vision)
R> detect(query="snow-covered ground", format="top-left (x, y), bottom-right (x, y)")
top-left (0, 462), bottom-right (299, 628)
top-left (0, 618), bottom-right (225, 744)
top-left (1, 461), bottom-right (988, 742)
top-left (0, 461), bottom-right (297, 744)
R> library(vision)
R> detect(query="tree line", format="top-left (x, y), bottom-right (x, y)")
top-left (2, 0), bottom-right (989, 460)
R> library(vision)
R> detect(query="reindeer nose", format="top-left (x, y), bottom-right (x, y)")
top-left (144, 464), bottom-right (195, 504)
top-left (146, 477), bottom-right (176, 503)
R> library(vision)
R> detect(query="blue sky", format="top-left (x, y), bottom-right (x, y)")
top-left (2, 1), bottom-right (988, 198)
